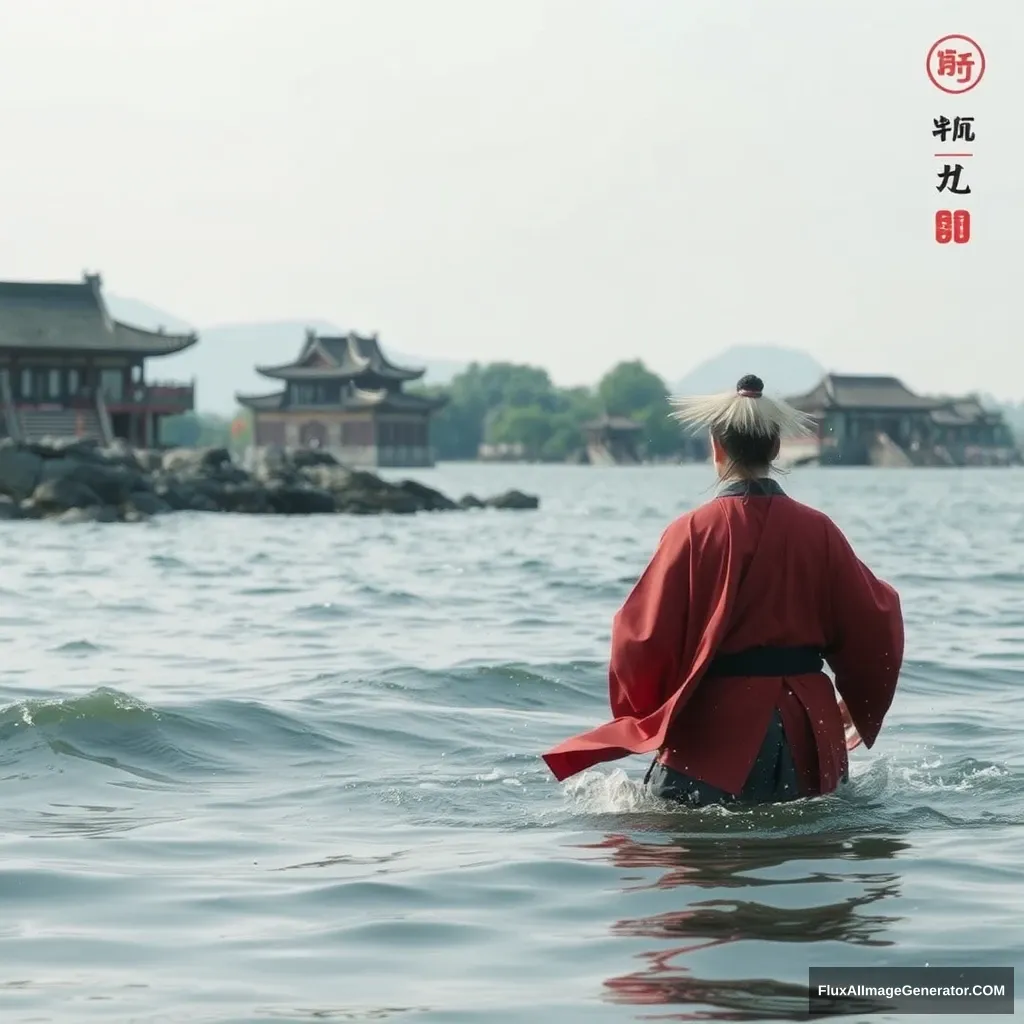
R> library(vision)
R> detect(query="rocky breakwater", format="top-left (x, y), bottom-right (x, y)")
top-left (0, 439), bottom-right (539, 523)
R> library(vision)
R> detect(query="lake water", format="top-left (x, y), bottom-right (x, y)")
top-left (0, 464), bottom-right (1021, 1023)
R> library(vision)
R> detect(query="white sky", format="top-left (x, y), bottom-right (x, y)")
top-left (0, 0), bottom-right (1019, 398)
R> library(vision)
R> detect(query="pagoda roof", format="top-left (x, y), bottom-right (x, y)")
top-left (235, 390), bottom-right (287, 412)
top-left (0, 274), bottom-right (197, 357)
top-left (787, 374), bottom-right (944, 412)
top-left (345, 387), bottom-right (447, 412)
top-left (234, 387), bottom-right (447, 414)
top-left (255, 331), bottom-right (425, 383)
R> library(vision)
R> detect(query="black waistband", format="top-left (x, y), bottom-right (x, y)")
top-left (703, 645), bottom-right (823, 678)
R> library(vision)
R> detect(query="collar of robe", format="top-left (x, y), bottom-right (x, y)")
top-left (717, 477), bottom-right (786, 498)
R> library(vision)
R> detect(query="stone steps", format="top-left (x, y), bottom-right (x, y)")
top-left (17, 408), bottom-right (104, 443)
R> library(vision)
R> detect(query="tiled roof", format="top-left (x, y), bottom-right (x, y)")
top-left (929, 398), bottom-right (1001, 426)
top-left (235, 391), bottom-right (286, 411)
top-left (256, 331), bottom-right (424, 383)
top-left (235, 387), bottom-right (446, 414)
top-left (344, 387), bottom-right (447, 412)
top-left (0, 275), bottom-right (197, 356)
top-left (788, 374), bottom-right (943, 411)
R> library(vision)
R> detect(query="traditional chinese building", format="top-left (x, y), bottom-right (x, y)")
top-left (785, 373), bottom-right (1018, 466)
top-left (582, 414), bottom-right (643, 465)
top-left (0, 273), bottom-right (197, 446)
top-left (235, 329), bottom-right (447, 467)
top-left (927, 396), bottom-right (1017, 464)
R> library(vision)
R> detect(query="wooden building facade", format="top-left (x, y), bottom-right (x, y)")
top-left (786, 374), bottom-right (1017, 466)
top-left (0, 273), bottom-right (197, 446)
top-left (582, 414), bottom-right (643, 465)
top-left (236, 329), bottom-right (447, 467)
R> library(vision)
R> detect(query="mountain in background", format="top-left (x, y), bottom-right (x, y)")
top-left (106, 296), bottom-right (468, 414)
top-left (674, 344), bottom-right (826, 399)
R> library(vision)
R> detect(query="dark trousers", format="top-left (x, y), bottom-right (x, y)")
top-left (646, 710), bottom-right (803, 808)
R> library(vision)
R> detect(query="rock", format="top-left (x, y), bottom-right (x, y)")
top-left (249, 445), bottom-right (341, 482)
top-left (484, 489), bottom-right (540, 510)
top-left (56, 505), bottom-right (119, 524)
top-left (247, 445), bottom-right (290, 483)
top-left (0, 495), bottom-right (22, 520)
top-left (299, 463), bottom-right (354, 492)
top-left (132, 449), bottom-right (164, 473)
top-left (39, 458), bottom-right (145, 505)
top-left (458, 494), bottom-right (485, 509)
top-left (264, 484), bottom-right (337, 515)
top-left (343, 469), bottom-right (392, 493)
top-left (29, 477), bottom-right (104, 513)
top-left (288, 447), bottom-right (341, 469)
top-left (0, 440), bottom-right (43, 501)
top-left (161, 446), bottom-right (232, 476)
top-left (207, 482), bottom-right (273, 514)
top-left (0, 439), bottom-right (540, 521)
top-left (33, 437), bottom-right (102, 460)
top-left (396, 479), bottom-right (458, 511)
top-left (124, 492), bottom-right (174, 517)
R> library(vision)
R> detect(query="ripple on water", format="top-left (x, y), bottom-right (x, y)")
top-left (0, 466), bottom-right (1022, 1022)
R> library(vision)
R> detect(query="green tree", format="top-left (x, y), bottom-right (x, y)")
top-left (486, 405), bottom-right (553, 457)
top-left (597, 360), bottom-right (670, 417)
top-left (158, 410), bottom-right (249, 451)
top-left (415, 362), bottom-right (563, 459)
top-left (416, 358), bottom-right (686, 462)
top-left (596, 360), bottom-right (681, 457)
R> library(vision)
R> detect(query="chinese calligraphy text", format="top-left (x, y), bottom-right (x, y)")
top-left (927, 36), bottom-right (982, 243)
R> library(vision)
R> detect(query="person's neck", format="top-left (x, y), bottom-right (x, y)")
top-left (717, 467), bottom-right (770, 484)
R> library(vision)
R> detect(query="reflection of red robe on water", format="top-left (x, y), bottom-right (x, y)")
top-left (542, 481), bottom-right (904, 796)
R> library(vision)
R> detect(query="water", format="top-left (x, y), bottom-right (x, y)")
top-left (1, 464), bottom-right (1022, 1023)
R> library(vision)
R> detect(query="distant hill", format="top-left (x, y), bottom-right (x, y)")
top-left (104, 296), bottom-right (196, 335)
top-left (674, 344), bottom-right (826, 399)
top-left (106, 296), bottom-right (467, 414)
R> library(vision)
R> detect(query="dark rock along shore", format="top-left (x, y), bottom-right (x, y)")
top-left (0, 438), bottom-right (539, 523)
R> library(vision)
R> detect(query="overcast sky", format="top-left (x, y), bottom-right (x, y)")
top-left (0, 0), bottom-right (1019, 397)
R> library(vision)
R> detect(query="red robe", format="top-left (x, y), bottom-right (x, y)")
top-left (541, 483), bottom-right (904, 796)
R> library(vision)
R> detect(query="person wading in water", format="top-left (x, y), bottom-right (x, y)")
top-left (542, 375), bottom-right (904, 807)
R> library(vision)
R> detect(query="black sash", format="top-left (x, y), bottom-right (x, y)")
top-left (702, 645), bottom-right (823, 678)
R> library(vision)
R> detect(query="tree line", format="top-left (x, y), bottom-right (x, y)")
top-left (412, 359), bottom-right (688, 461)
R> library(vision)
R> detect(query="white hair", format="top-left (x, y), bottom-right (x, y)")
top-left (668, 376), bottom-right (815, 438)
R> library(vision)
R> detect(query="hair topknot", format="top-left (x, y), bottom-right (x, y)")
top-left (667, 373), bottom-right (814, 443)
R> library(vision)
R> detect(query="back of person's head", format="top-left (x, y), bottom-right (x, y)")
top-left (668, 374), bottom-right (814, 479)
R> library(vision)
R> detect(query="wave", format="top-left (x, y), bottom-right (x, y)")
top-left (0, 687), bottom-right (350, 784)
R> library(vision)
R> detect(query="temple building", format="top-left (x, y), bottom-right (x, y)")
top-left (582, 414), bottom-right (643, 465)
top-left (785, 373), bottom-right (1018, 466)
top-left (236, 329), bottom-right (447, 467)
top-left (0, 273), bottom-right (197, 446)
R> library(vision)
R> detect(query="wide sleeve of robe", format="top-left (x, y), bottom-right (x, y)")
top-left (607, 519), bottom-right (695, 721)
top-left (823, 522), bottom-right (905, 748)
top-left (540, 506), bottom-right (735, 783)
